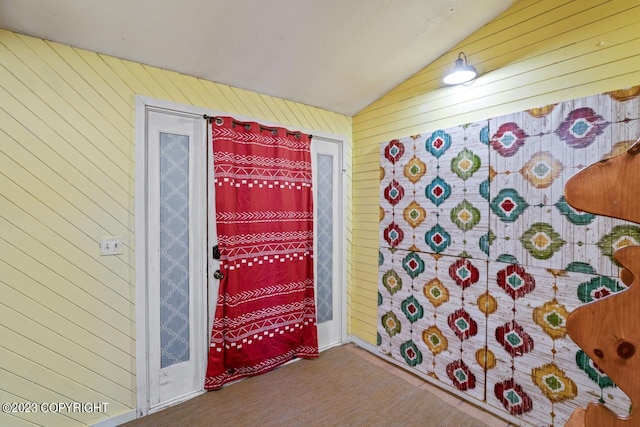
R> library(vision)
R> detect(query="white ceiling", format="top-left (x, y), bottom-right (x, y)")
top-left (0, 0), bottom-right (514, 116)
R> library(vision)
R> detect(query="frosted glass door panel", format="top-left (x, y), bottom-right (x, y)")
top-left (159, 132), bottom-right (190, 368)
top-left (316, 154), bottom-right (334, 323)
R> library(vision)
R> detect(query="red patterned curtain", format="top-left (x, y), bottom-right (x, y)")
top-left (205, 117), bottom-right (318, 390)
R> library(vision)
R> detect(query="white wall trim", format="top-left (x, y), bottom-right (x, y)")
top-left (90, 410), bottom-right (136, 427)
top-left (340, 139), bottom-right (349, 344)
top-left (148, 390), bottom-right (206, 415)
top-left (134, 96), bottom-right (149, 417)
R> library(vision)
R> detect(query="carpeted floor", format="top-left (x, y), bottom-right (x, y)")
top-left (125, 344), bottom-right (505, 426)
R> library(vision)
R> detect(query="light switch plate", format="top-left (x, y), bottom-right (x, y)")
top-left (101, 236), bottom-right (123, 256)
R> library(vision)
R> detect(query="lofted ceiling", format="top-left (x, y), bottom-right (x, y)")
top-left (0, 0), bottom-right (514, 116)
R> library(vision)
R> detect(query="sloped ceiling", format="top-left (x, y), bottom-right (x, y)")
top-left (0, 0), bottom-right (514, 115)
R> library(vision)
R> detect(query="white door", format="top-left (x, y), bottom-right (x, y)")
top-left (312, 138), bottom-right (343, 350)
top-left (145, 108), bottom-right (207, 411)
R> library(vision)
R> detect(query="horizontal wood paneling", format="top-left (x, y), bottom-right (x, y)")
top-left (0, 344), bottom-right (129, 426)
top-left (1, 259), bottom-right (134, 358)
top-left (0, 28), bottom-right (351, 426)
top-left (0, 385), bottom-right (80, 427)
top-left (350, 0), bottom-right (640, 345)
top-left (0, 301), bottom-right (134, 403)
top-left (356, 0), bottom-right (637, 121)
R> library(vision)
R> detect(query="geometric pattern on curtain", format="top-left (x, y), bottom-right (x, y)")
top-left (205, 116), bottom-right (318, 390)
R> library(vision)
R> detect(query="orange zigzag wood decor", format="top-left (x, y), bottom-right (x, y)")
top-left (564, 139), bottom-right (640, 427)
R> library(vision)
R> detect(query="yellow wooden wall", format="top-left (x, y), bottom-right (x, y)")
top-left (0, 29), bottom-right (351, 426)
top-left (351, 0), bottom-right (640, 344)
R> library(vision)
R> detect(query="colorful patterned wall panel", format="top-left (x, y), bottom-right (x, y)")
top-left (488, 90), bottom-right (640, 276)
top-left (378, 85), bottom-right (640, 427)
top-left (378, 247), bottom-right (488, 402)
top-left (380, 122), bottom-right (490, 260)
top-left (485, 262), bottom-right (630, 426)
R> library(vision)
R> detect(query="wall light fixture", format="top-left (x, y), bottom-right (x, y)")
top-left (443, 52), bottom-right (477, 85)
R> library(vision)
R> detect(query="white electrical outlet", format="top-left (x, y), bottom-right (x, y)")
top-left (101, 237), bottom-right (123, 256)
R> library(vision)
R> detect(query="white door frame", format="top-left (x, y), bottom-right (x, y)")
top-left (312, 136), bottom-right (346, 350)
top-left (134, 97), bottom-right (209, 416)
top-left (135, 95), bottom-right (348, 416)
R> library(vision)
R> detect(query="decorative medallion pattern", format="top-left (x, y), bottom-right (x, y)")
top-left (554, 196), bottom-right (595, 226)
top-left (532, 298), bottom-right (569, 340)
top-left (490, 122), bottom-right (528, 157)
top-left (384, 139), bottom-right (405, 163)
top-left (576, 276), bottom-right (625, 304)
top-left (425, 224), bottom-right (451, 254)
top-left (402, 251), bottom-right (425, 279)
top-left (597, 225), bottom-right (640, 265)
top-left (403, 201), bottom-right (426, 229)
top-left (520, 223), bottom-right (566, 260)
top-left (450, 199), bottom-right (481, 231)
top-left (491, 188), bottom-right (529, 223)
top-left (555, 107), bottom-right (609, 149)
top-left (423, 325), bottom-right (448, 355)
top-left (519, 151), bottom-right (564, 189)
top-left (379, 86), bottom-right (639, 426)
top-left (383, 180), bottom-right (405, 206)
top-left (425, 176), bottom-right (451, 206)
top-left (496, 321), bottom-right (534, 357)
top-left (496, 264), bottom-right (536, 300)
top-left (449, 259), bottom-right (480, 290)
top-left (575, 350), bottom-right (615, 390)
top-left (423, 278), bottom-right (449, 307)
top-left (382, 311), bottom-right (402, 337)
top-left (494, 379), bottom-right (533, 415)
top-left (400, 340), bottom-right (423, 367)
top-left (451, 147), bottom-right (481, 180)
top-left (404, 155), bottom-right (427, 183)
top-left (447, 360), bottom-right (477, 391)
top-left (425, 130), bottom-right (452, 158)
top-left (383, 222), bottom-right (404, 248)
top-left (532, 363), bottom-right (577, 403)
top-left (401, 295), bottom-right (424, 323)
top-left (448, 308), bottom-right (479, 341)
top-left (382, 269), bottom-right (403, 295)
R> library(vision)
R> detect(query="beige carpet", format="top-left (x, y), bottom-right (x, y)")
top-left (125, 344), bottom-right (495, 427)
